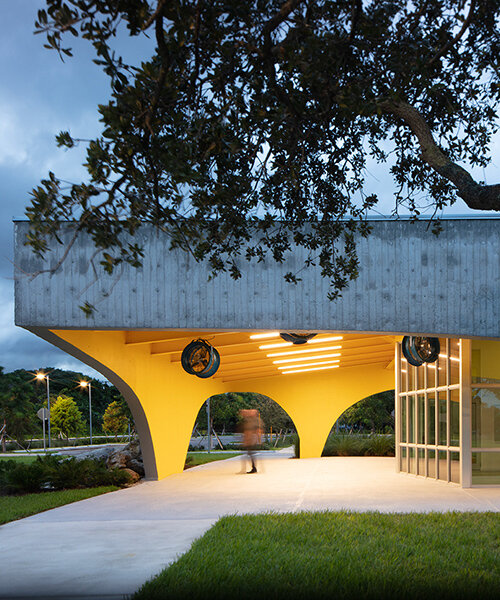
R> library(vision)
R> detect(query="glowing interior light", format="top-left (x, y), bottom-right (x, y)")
top-left (278, 359), bottom-right (340, 370)
top-left (259, 341), bottom-right (293, 350)
top-left (427, 365), bottom-right (443, 370)
top-left (282, 365), bottom-right (340, 375)
top-left (267, 345), bottom-right (342, 358)
top-left (439, 354), bottom-right (460, 362)
top-left (401, 369), bottom-right (407, 373)
top-left (249, 332), bottom-right (280, 340)
top-left (273, 352), bottom-right (341, 364)
top-left (306, 335), bottom-right (343, 344)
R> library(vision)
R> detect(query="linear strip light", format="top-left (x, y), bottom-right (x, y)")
top-left (259, 341), bottom-right (293, 350)
top-left (306, 335), bottom-right (343, 344)
top-left (273, 352), bottom-right (341, 364)
top-left (278, 359), bottom-right (340, 370)
top-left (438, 354), bottom-right (460, 362)
top-left (267, 345), bottom-right (341, 358)
top-left (282, 365), bottom-right (340, 375)
top-left (249, 331), bottom-right (280, 340)
top-left (259, 335), bottom-right (343, 349)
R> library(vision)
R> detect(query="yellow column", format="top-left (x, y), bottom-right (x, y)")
top-left (44, 330), bottom-right (395, 476)
top-left (50, 330), bottom-right (225, 479)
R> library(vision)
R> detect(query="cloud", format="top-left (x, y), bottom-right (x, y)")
top-left (0, 278), bottom-right (103, 379)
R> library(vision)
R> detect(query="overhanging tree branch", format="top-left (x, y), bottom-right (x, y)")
top-left (380, 99), bottom-right (500, 210)
top-left (428, 0), bottom-right (476, 66)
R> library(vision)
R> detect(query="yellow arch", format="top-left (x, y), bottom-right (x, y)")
top-left (37, 329), bottom-right (394, 479)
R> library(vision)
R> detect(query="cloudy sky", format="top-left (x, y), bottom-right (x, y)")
top-left (0, 2), bottom-right (499, 377)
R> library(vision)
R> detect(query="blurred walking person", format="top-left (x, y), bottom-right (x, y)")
top-left (239, 409), bottom-right (262, 474)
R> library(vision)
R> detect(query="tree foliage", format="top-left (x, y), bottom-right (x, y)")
top-left (27, 1), bottom-right (500, 298)
top-left (338, 390), bottom-right (395, 433)
top-left (196, 392), bottom-right (294, 432)
top-left (102, 400), bottom-right (129, 438)
top-left (0, 367), bottom-right (39, 443)
top-left (50, 395), bottom-right (85, 439)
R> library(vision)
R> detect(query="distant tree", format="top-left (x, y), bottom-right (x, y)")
top-left (51, 395), bottom-right (85, 439)
top-left (338, 390), bottom-right (395, 433)
top-left (102, 400), bottom-right (129, 439)
top-left (0, 367), bottom-right (39, 445)
top-left (195, 392), bottom-right (293, 432)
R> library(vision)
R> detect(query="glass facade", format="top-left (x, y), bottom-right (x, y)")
top-left (397, 338), bottom-right (461, 484)
top-left (397, 338), bottom-right (500, 486)
top-left (470, 342), bottom-right (500, 484)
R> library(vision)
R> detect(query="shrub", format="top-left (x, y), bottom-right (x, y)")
top-left (0, 460), bottom-right (48, 494)
top-left (322, 434), bottom-right (366, 457)
top-left (0, 455), bottom-right (131, 495)
top-left (321, 434), bottom-right (395, 457)
top-left (364, 434), bottom-right (395, 457)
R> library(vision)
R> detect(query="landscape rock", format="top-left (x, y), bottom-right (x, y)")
top-left (107, 439), bottom-right (144, 478)
top-left (73, 446), bottom-right (117, 462)
top-left (120, 467), bottom-right (140, 484)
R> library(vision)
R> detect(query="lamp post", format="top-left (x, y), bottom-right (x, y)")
top-left (79, 380), bottom-right (92, 445)
top-left (36, 372), bottom-right (51, 448)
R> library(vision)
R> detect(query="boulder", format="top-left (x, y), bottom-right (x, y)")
top-left (73, 446), bottom-right (117, 462)
top-left (120, 467), bottom-right (141, 484)
top-left (107, 439), bottom-right (144, 478)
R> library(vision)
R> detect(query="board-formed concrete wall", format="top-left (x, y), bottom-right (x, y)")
top-left (13, 218), bottom-right (500, 338)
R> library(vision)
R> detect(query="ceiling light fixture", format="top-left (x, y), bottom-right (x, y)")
top-left (278, 359), bottom-right (340, 370)
top-left (273, 352), bottom-right (341, 364)
top-left (249, 332), bottom-right (280, 340)
top-left (306, 335), bottom-right (343, 344)
top-left (267, 345), bottom-right (341, 358)
top-left (282, 365), bottom-right (340, 375)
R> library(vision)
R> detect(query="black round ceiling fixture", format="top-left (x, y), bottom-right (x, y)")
top-left (181, 340), bottom-right (220, 378)
top-left (402, 336), bottom-right (440, 367)
top-left (280, 332), bottom-right (318, 345)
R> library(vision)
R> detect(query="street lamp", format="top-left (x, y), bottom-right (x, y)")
top-left (79, 380), bottom-right (92, 445)
top-left (36, 372), bottom-right (51, 448)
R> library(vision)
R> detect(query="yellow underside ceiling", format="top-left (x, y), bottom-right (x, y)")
top-left (124, 331), bottom-right (397, 383)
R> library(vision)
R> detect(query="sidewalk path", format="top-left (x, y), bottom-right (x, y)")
top-left (1, 451), bottom-right (499, 599)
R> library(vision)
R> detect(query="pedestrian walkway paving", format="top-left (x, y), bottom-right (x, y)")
top-left (1, 451), bottom-right (499, 599)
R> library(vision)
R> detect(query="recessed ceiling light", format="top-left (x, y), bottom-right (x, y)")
top-left (249, 331), bottom-right (280, 340)
top-left (282, 365), bottom-right (340, 375)
top-left (273, 352), bottom-right (341, 364)
top-left (278, 359), bottom-right (340, 370)
top-left (267, 345), bottom-right (341, 358)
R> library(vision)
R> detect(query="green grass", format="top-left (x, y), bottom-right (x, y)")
top-left (0, 455), bottom-right (39, 464)
top-left (185, 452), bottom-right (241, 468)
top-left (0, 486), bottom-right (118, 525)
top-left (134, 512), bottom-right (500, 600)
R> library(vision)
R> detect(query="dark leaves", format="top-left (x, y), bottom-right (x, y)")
top-left (26, 0), bottom-right (500, 300)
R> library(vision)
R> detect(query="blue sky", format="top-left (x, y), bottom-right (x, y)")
top-left (0, 1), bottom-right (499, 376)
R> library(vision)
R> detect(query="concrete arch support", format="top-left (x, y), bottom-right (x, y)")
top-left (29, 329), bottom-right (395, 478)
top-left (217, 366), bottom-right (395, 459)
top-left (34, 329), bottom-right (225, 479)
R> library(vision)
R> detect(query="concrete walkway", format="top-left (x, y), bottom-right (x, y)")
top-left (1, 451), bottom-right (499, 599)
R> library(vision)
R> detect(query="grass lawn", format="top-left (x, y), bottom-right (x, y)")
top-left (0, 486), bottom-right (118, 525)
top-left (134, 511), bottom-right (500, 600)
top-left (0, 455), bottom-right (39, 465)
top-left (184, 452), bottom-right (241, 468)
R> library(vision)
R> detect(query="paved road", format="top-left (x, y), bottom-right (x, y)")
top-left (1, 450), bottom-right (499, 599)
